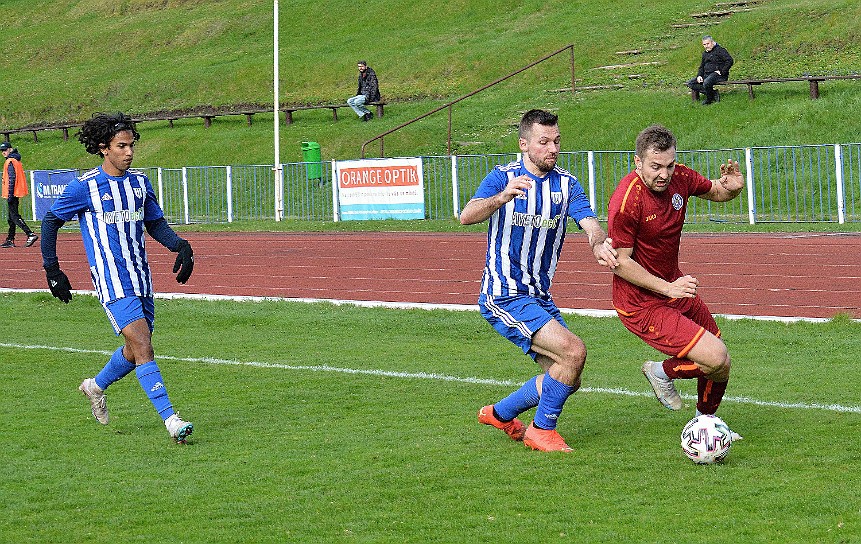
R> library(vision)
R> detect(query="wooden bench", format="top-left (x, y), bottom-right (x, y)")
top-left (282, 102), bottom-right (386, 125)
top-left (0, 101), bottom-right (390, 142)
top-left (2, 127), bottom-right (35, 143)
top-left (1, 123), bottom-right (82, 143)
top-left (691, 74), bottom-right (861, 101)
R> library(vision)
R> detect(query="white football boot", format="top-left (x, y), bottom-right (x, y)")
top-left (642, 361), bottom-right (683, 410)
top-left (79, 378), bottom-right (109, 424)
top-left (165, 413), bottom-right (194, 443)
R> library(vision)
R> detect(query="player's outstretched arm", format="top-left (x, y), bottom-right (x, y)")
top-left (40, 211), bottom-right (72, 303)
top-left (459, 175), bottom-right (533, 225)
top-left (702, 159), bottom-right (744, 202)
top-left (578, 217), bottom-right (617, 269)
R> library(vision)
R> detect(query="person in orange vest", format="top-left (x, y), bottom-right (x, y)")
top-left (1, 142), bottom-right (37, 248)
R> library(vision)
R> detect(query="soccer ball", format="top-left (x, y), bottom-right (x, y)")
top-left (680, 414), bottom-right (733, 464)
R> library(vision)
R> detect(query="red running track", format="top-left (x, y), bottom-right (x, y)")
top-left (1, 231), bottom-right (859, 319)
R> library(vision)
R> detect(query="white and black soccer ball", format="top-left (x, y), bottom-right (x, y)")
top-left (680, 414), bottom-right (733, 464)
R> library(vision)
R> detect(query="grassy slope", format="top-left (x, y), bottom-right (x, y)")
top-left (2, 0), bottom-right (860, 169)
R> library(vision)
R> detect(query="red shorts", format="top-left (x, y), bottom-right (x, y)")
top-left (616, 296), bottom-right (719, 358)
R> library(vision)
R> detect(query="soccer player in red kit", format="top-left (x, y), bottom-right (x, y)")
top-left (607, 125), bottom-right (744, 431)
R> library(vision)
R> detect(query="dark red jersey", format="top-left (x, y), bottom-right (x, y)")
top-left (607, 164), bottom-right (713, 314)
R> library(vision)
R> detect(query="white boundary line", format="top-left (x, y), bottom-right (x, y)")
top-left (2, 341), bottom-right (859, 414)
top-left (3, 287), bottom-right (855, 323)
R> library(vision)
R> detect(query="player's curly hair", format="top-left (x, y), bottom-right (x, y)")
top-left (77, 112), bottom-right (140, 157)
top-left (635, 125), bottom-right (677, 158)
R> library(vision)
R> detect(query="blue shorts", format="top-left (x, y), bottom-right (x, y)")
top-left (103, 296), bottom-right (155, 336)
top-left (478, 293), bottom-right (568, 360)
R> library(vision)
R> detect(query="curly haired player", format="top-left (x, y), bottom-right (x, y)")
top-left (40, 112), bottom-right (195, 443)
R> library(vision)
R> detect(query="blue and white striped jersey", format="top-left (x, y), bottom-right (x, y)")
top-left (471, 161), bottom-right (596, 298)
top-left (50, 166), bottom-right (164, 303)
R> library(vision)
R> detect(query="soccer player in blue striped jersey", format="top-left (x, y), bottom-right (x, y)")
top-left (40, 112), bottom-right (196, 443)
top-left (461, 109), bottom-right (617, 452)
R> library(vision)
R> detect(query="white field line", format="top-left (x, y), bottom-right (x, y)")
top-left (2, 287), bottom-right (855, 323)
top-left (3, 341), bottom-right (860, 415)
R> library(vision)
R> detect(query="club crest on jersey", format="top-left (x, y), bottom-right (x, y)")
top-left (133, 187), bottom-right (144, 199)
top-left (672, 193), bottom-right (684, 211)
top-left (551, 192), bottom-right (563, 205)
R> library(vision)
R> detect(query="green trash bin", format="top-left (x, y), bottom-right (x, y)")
top-left (301, 141), bottom-right (322, 181)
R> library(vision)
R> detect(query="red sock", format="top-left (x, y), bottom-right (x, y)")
top-left (662, 357), bottom-right (706, 379)
top-left (697, 377), bottom-right (728, 414)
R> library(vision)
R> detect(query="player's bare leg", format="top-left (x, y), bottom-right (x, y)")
top-left (122, 319), bottom-right (194, 443)
top-left (686, 332), bottom-right (730, 382)
top-left (521, 321), bottom-right (585, 452)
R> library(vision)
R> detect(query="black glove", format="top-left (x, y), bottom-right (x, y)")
top-left (45, 263), bottom-right (72, 303)
top-left (172, 239), bottom-right (194, 284)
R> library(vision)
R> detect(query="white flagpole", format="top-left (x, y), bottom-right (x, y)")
top-left (273, 0), bottom-right (284, 221)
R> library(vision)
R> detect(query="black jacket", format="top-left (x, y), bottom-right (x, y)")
top-left (357, 67), bottom-right (381, 102)
top-left (698, 44), bottom-right (734, 80)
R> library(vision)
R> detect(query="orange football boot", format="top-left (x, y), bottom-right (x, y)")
top-left (478, 405), bottom-right (526, 441)
top-left (523, 422), bottom-right (573, 452)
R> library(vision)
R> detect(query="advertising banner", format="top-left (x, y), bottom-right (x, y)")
top-left (33, 170), bottom-right (78, 221)
top-left (336, 158), bottom-right (424, 220)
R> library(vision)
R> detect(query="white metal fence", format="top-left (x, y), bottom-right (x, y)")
top-left (8, 143), bottom-right (861, 226)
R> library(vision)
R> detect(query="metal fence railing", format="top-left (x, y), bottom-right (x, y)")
top-left (843, 143), bottom-right (861, 221)
top-left (6, 143), bottom-right (860, 227)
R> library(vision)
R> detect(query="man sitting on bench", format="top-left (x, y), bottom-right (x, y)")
top-left (347, 60), bottom-right (381, 122)
top-left (686, 35), bottom-right (734, 105)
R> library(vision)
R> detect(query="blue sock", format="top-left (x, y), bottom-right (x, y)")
top-left (94, 347), bottom-right (136, 390)
top-left (532, 372), bottom-right (577, 430)
top-left (135, 361), bottom-right (175, 420)
top-left (494, 375), bottom-right (540, 421)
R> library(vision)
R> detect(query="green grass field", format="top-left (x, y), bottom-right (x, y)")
top-left (2, 292), bottom-right (859, 543)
